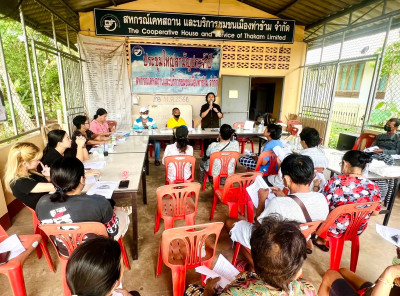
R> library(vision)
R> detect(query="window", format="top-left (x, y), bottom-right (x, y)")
top-left (335, 62), bottom-right (365, 98)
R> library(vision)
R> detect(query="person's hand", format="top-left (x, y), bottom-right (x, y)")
top-left (114, 289), bottom-right (133, 296)
top-left (374, 149), bottom-right (383, 154)
top-left (251, 155), bottom-right (258, 161)
top-left (204, 277), bottom-right (221, 296)
top-left (258, 188), bottom-right (270, 203)
top-left (76, 135), bottom-right (86, 147)
top-left (111, 127), bottom-right (116, 133)
top-left (85, 169), bottom-right (101, 177)
top-left (382, 265), bottom-right (400, 283)
top-left (213, 107), bottom-right (219, 113)
top-left (270, 187), bottom-right (286, 197)
top-left (39, 162), bottom-right (51, 177)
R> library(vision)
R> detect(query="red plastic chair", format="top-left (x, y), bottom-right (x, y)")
top-left (164, 155), bottom-right (196, 185)
top-left (154, 182), bottom-right (201, 233)
top-left (232, 220), bottom-right (322, 265)
top-left (210, 172), bottom-right (263, 221)
top-left (352, 133), bottom-right (377, 151)
top-left (0, 225), bottom-right (54, 296)
top-left (106, 120), bottom-right (117, 131)
top-left (157, 222), bottom-right (224, 296)
top-left (39, 222), bottom-right (130, 296)
top-left (249, 150), bottom-right (279, 177)
top-left (287, 120), bottom-right (301, 135)
top-left (315, 202), bottom-right (380, 272)
top-left (233, 122), bottom-right (255, 153)
top-left (26, 207), bottom-right (53, 261)
top-left (202, 151), bottom-right (240, 191)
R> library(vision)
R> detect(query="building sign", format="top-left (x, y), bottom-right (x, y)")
top-left (131, 44), bottom-right (220, 95)
top-left (95, 9), bottom-right (295, 43)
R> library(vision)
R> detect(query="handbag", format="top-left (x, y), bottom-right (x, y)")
top-left (201, 141), bottom-right (231, 162)
top-left (288, 194), bottom-right (312, 222)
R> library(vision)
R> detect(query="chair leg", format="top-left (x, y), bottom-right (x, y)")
top-left (39, 239), bottom-right (55, 272)
top-left (200, 140), bottom-right (204, 157)
top-left (7, 264), bottom-right (27, 296)
top-left (171, 266), bottom-right (187, 296)
top-left (232, 243), bottom-right (241, 265)
top-left (250, 141), bottom-right (254, 153)
top-left (184, 215), bottom-right (195, 227)
top-left (149, 146), bottom-right (153, 157)
top-left (350, 237), bottom-right (360, 272)
top-left (154, 212), bottom-right (161, 234)
top-left (156, 244), bottom-right (163, 276)
top-left (328, 237), bottom-right (345, 271)
top-left (247, 202), bottom-right (254, 223)
top-left (163, 218), bottom-right (174, 230)
top-left (202, 172), bottom-right (209, 191)
top-left (118, 237), bottom-right (131, 270)
top-left (240, 141), bottom-right (245, 154)
top-left (210, 193), bottom-right (219, 220)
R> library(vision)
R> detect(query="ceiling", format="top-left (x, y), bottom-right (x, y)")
top-left (0, 0), bottom-right (385, 49)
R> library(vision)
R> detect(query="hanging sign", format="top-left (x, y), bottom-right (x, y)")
top-left (130, 44), bottom-right (220, 95)
top-left (94, 9), bottom-right (295, 43)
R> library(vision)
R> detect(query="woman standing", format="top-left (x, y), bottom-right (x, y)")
top-left (90, 108), bottom-right (114, 136)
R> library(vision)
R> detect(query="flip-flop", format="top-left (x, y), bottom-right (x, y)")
top-left (312, 238), bottom-right (330, 252)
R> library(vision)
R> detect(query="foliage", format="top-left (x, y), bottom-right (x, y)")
top-left (328, 123), bottom-right (358, 149)
top-left (369, 101), bottom-right (400, 126)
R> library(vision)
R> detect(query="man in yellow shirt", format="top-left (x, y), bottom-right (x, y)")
top-left (167, 107), bottom-right (187, 129)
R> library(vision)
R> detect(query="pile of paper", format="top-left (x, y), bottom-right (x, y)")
top-left (0, 234), bottom-right (26, 261)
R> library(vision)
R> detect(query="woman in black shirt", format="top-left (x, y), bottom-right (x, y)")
top-left (4, 142), bottom-right (54, 209)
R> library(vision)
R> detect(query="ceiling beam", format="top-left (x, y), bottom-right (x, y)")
top-left (275, 0), bottom-right (302, 16)
top-left (32, 0), bottom-right (79, 31)
top-left (56, 0), bottom-right (78, 17)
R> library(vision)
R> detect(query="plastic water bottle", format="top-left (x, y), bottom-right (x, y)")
top-left (111, 135), bottom-right (116, 144)
top-left (197, 125), bottom-right (202, 132)
top-left (236, 125), bottom-right (241, 132)
top-left (148, 125), bottom-right (152, 134)
top-left (97, 145), bottom-right (104, 158)
top-left (259, 120), bottom-right (264, 132)
top-left (107, 140), bottom-right (113, 153)
top-left (393, 247), bottom-right (400, 265)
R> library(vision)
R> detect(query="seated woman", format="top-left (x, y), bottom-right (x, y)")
top-left (198, 124), bottom-right (239, 185)
top-left (41, 130), bottom-right (88, 169)
top-left (67, 237), bottom-right (140, 296)
top-left (89, 108), bottom-right (115, 137)
top-left (162, 126), bottom-right (194, 182)
top-left (313, 150), bottom-right (381, 252)
top-left (4, 142), bottom-right (54, 209)
top-left (36, 157), bottom-right (129, 253)
top-left (186, 215), bottom-right (317, 296)
top-left (268, 127), bottom-right (328, 191)
top-left (72, 115), bottom-right (109, 152)
top-left (238, 123), bottom-right (283, 173)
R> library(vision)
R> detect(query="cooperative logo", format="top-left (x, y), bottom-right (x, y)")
top-left (132, 45), bottom-right (144, 57)
top-left (100, 14), bottom-right (120, 32)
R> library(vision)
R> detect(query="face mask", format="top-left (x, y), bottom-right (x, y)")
top-left (174, 114), bottom-right (180, 119)
top-left (383, 125), bottom-right (391, 132)
top-left (141, 114), bottom-right (148, 119)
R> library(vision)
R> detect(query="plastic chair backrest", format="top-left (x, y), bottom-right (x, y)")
top-left (352, 133), bottom-right (377, 151)
top-left (107, 120), bottom-right (117, 131)
top-left (316, 202), bottom-right (380, 239)
top-left (39, 222), bottom-right (108, 258)
top-left (232, 122), bottom-right (245, 129)
top-left (164, 155), bottom-right (196, 184)
top-left (208, 151), bottom-right (240, 178)
top-left (0, 225), bottom-right (8, 241)
top-left (300, 220), bottom-right (322, 239)
top-left (161, 222), bottom-right (224, 268)
top-left (254, 150), bottom-right (278, 176)
top-left (221, 172), bottom-right (263, 204)
top-left (157, 183), bottom-right (201, 218)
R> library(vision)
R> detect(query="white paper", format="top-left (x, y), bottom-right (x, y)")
top-left (83, 161), bottom-right (106, 170)
top-left (246, 175), bottom-right (276, 208)
top-left (364, 146), bottom-right (379, 153)
top-left (195, 266), bottom-right (231, 288)
top-left (114, 131), bottom-right (130, 136)
top-left (85, 176), bottom-right (96, 184)
top-left (0, 234), bottom-right (26, 260)
top-left (87, 181), bottom-right (119, 199)
top-left (376, 224), bottom-right (400, 247)
top-left (391, 155), bottom-right (400, 160)
top-left (369, 159), bottom-right (400, 177)
top-left (159, 128), bottom-right (173, 134)
top-left (243, 121), bottom-right (254, 130)
top-left (273, 146), bottom-right (292, 161)
top-left (112, 283), bottom-right (123, 296)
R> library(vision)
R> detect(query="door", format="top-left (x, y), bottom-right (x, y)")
top-left (220, 75), bottom-right (250, 126)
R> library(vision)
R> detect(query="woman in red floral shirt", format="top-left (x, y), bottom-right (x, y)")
top-left (313, 150), bottom-right (381, 252)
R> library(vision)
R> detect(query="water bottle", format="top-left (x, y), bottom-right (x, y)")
top-left (111, 134), bottom-right (116, 144)
top-left (392, 247), bottom-right (400, 265)
top-left (107, 140), bottom-right (113, 153)
top-left (259, 120), bottom-right (264, 132)
top-left (197, 125), bottom-right (202, 132)
top-left (97, 145), bottom-right (104, 158)
top-left (148, 125), bottom-right (152, 134)
top-left (236, 124), bottom-right (241, 132)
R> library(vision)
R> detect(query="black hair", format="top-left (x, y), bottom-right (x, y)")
top-left (66, 237), bottom-right (121, 296)
top-left (266, 123), bottom-right (282, 140)
top-left (43, 130), bottom-right (67, 157)
top-left (251, 215), bottom-right (307, 292)
top-left (172, 107), bottom-right (179, 113)
top-left (49, 157), bottom-right (85, 202)
top-left (280, 153), bottom-right (314, 185)
top-left (73, 115), bottom-right (87, 130)
top-left (342, 150), bottom-right (372, 170)
top-left (175, 126), bottom-right (189, 153)
top-left (220, 124), bottom-right (235, 140)
top-left (94, 108), bottom-right (107, 120)
top-left (205, 92), bottom-right (215, 102)
top-left (299, 127), bottom-right (320, 148)
top-left (388, 118), bottom-right (400, 127)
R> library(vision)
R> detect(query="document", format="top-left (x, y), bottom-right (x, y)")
top-left (376, 224), bottom-right (400, 247)
top-left (246, 175), bottom-right (275, 208)
top-left (0, 234), bottom-right (26, 261)
top-left (83, 161), bottom-right (106, 170)
top-left (243, 121), bottom-right (254, 130)
top-left (364, 146), bottom-right (379, 153)
top-left (87, 181), bottom-right (119, 199)
top-left (114, 131), bottom-right (130, 137)
top-left (195, 254), bottom-right (239, 288)
top-left (273, 146), bottom-right (292, 161)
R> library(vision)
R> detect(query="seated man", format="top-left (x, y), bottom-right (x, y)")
top-left (372, 118), bottom-right (400, 155)
top-left (133, 107), bottom-right (161, 166)
top-left (167, 107), bottom-right (187, 129)
top-left (226, 154), bottom-right (329, 256)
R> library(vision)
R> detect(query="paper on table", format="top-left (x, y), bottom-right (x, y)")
top-left (85, 176), bottom-right (96, 184)
top-left (0, 234), bottom-right (26, 260)
top-left (246, 175), bottom-right (276, 208)
top-left (273, 146), bottom-right (292, 161)
top-left (391, 155), bottom-right (400, 160)
top-left (364, 146), bottom-right (379, 153)
top-left (83, 161), bottom-right (106, 170)
top-left (376, 224), bottom-right (400, 247)
top-left (87, 181), bottom-right (119, 199)
top-left (114, 131), bottom-right (130, 136)
top-left (243, 121), bottom-right (254, 130)
top-left (195, 254), bottom-right (239, 289)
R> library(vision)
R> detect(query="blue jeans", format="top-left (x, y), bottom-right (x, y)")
top-left (149, 140), bottom-right (160, 159)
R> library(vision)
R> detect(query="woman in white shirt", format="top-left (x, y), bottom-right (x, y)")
top-left (162, 126), bottom-right (193, 182)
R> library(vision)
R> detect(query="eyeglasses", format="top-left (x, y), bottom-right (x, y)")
top-left (84, 122), bottom-right (89, 125)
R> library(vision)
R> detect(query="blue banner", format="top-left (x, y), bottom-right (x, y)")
top-left (130, 44), bottom-right (220, 94)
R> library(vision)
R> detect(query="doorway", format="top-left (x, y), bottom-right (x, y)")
top-left (249, 77), bottom-right (284, 123)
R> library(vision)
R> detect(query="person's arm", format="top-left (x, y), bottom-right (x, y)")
top-left (75, 136), bottom-right (87, 162)
top-left (255, 188), bottom-right (269, 219)
top-left (214, 105), bottom-right (223, 119)
top-left (31, 183), bottom-right (55, 193)
top-left (203, 277), bottom-right (222, 296)
top-left (201, 104), bottom-right (212, 118)
top-left (167, 118), bottom-right (173, 129)
top-left (152, 120), bottom-right (157, 129)
top-left (133, 120), bottom-right (141, 130)
top-left (371, 265), bottom-right (400, 296)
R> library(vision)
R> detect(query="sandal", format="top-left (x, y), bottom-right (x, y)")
top-left (312, 238), bottom-right (330, 252)
top-left (234, 259), bottom-right (249, 272)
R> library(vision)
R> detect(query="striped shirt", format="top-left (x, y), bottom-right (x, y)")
top-left (133, 117), bottom-right (157, 129)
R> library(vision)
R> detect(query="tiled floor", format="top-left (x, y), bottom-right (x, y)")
top-left (1, 145), bottom-right (400, 296)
